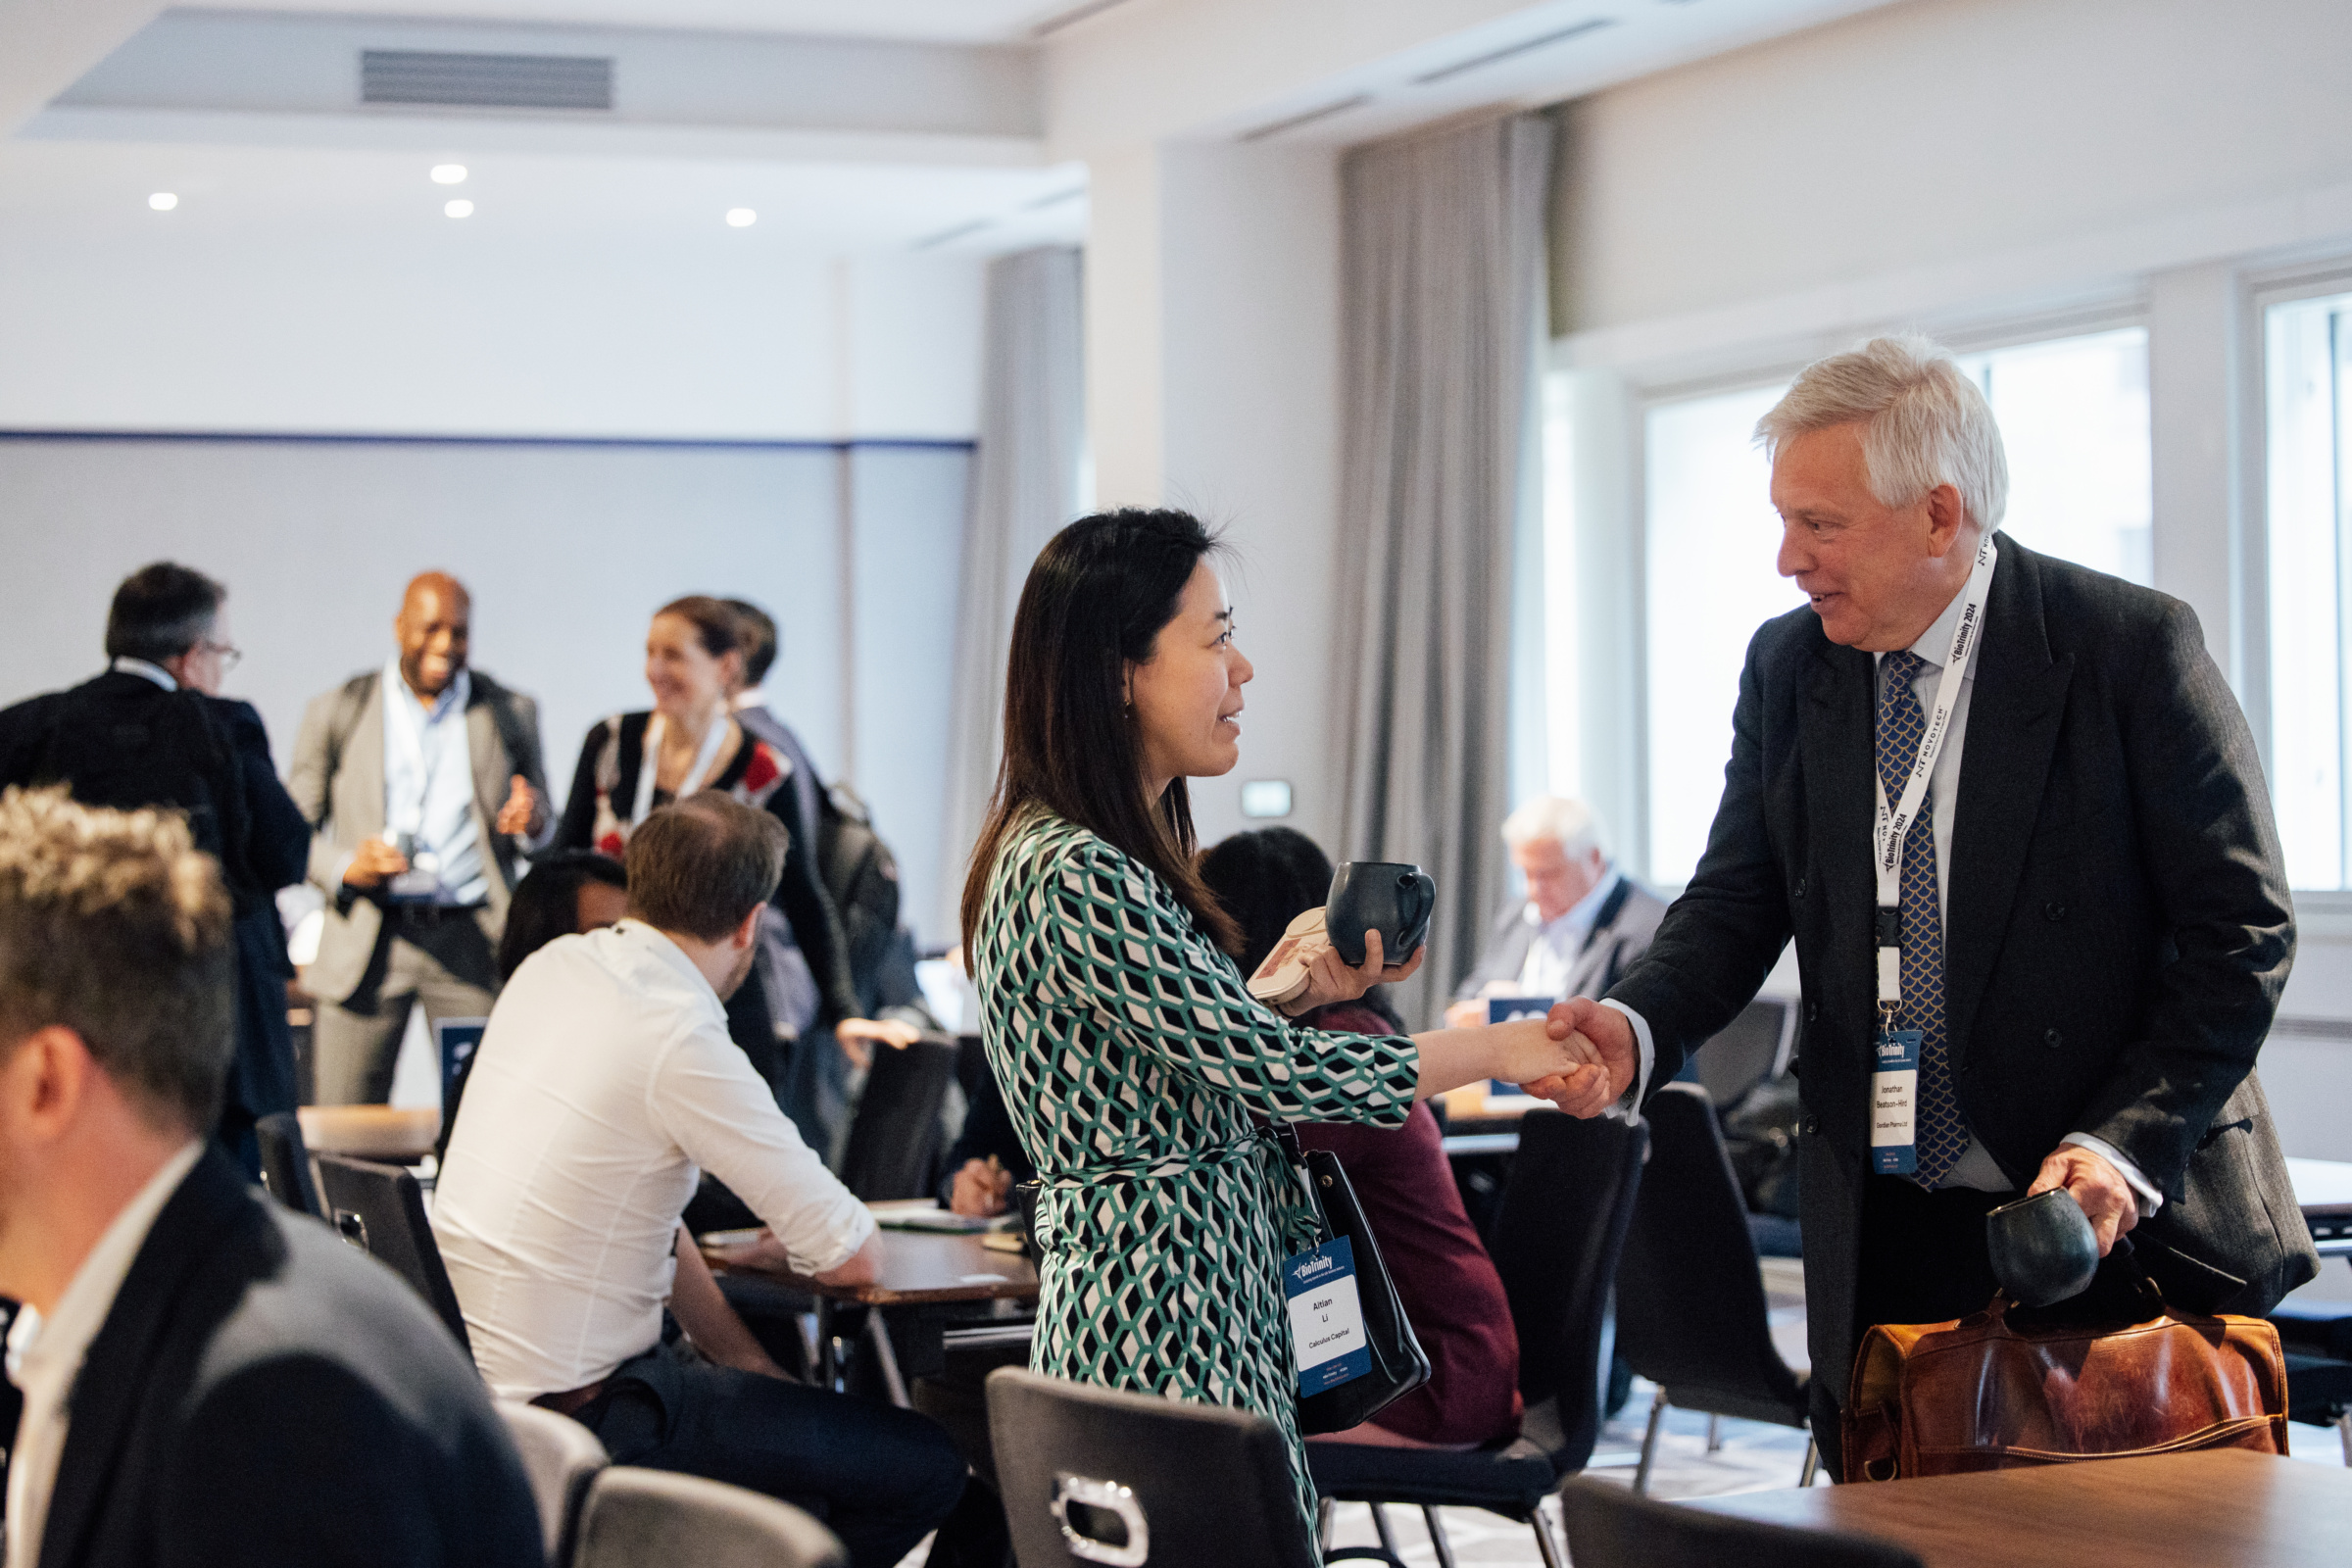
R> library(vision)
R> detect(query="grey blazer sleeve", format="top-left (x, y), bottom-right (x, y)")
top-left (285, 689), bottom-right (349, 897)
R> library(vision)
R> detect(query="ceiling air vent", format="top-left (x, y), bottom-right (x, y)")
top-left (361, 50), bottom-right (613, 111)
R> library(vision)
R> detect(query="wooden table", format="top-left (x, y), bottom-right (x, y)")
top-left (1690, 1448), bottom-right (2352, 1567)
top-left (710, 1226), bottom-right (1038, 1403)
top-left (298, 1104), bottom-right (440, 1163)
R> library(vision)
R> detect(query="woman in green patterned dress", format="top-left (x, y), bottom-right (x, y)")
top-left (959, 510), bottom-right (1608, 1534)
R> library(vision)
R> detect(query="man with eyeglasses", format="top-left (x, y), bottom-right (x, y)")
top-left (0, 562), bottom-right (309, 1176)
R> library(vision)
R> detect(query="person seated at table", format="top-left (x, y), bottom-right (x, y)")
top-left (493, 849), bottom-right (629, 983)
top-left (1200, 825), bottom-right (1524, 1451)
top-left (1444, 795), bottom-right (1666, 1030)
top-left (0, 787), bottom-right (541, 1567)
top-left (433, 791), bottom-right (967, 1568)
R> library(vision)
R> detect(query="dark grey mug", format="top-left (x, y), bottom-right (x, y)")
top-left (1324, 861), bottom-right (1437, 968)
top-left (1985, 1188), bottom-right (2100, 1308)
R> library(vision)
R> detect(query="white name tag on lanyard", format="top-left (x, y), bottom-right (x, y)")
top-left (1870, 536), bottom-right (1996, 1169)
top-left (1284, 1238), bottom-right (1371, 1396)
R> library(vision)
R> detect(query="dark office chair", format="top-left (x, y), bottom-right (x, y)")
top-left (571, 1467), bottom-right (847, 1568)
top-left (496, 1400), bottom-right (610, 1565)
top-left (1557, 1476), bottom-right (1924, 1568)
top-left (989, 1367), bottom-right (1400, 1568)
top-left (1691, 997), bottom-right (1794, 1109)
top-left (1614, 1082), bottom-right (1816, 1491)
top-left (1306, 1110), bottom-right (1648, 1568)
top-left (834, 1032), bottom-right (960, 1201)
top-left (314, 1152), bottom-right (471, 1352)
top-left (255, 1110), bottom-right (324, 1220)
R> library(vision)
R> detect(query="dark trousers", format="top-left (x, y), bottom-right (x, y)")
top-left (573, 1345), bottom-right (968, 1568)
top-left (1809, 1176), bottom-right (2005, 1479)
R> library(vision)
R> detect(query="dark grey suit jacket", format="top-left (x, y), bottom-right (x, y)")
top-left (37, 1148), bottom-right (541, 1568)
top-left (1609, 535), bottom-right (2317, 1395)
top-left (1452, 873), bottom-right (1669, 1004)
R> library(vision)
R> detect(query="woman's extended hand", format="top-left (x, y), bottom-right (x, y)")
top-left (1490, 1016), bottom-right (1604, 1091)
top-left (836, 1015), bottom-right (921, 1071)
top-left (1281, 929), bottom-right (1424, 1016)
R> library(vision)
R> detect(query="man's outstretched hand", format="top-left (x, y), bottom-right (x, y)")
top-left (1523, 997), bottom-right (1638, 1118)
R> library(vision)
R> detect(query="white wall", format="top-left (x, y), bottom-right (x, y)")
top-left (0, 219), bottom-right (985, 439)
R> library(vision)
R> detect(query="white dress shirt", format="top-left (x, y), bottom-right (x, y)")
top-left (5, 1140), bottom-right (204, 1568)
top-left (107, 657), bottom-right (176, 691)
top-left (432, 919), bottom-right (873, 1400)
top-left (380, 662), bottom-right (489, 906)
top-left (1507, 867), bottom-right (1624, 1001)
top-left (1609, 561), bottom-right (2161, 1210)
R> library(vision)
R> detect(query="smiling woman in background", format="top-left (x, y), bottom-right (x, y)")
top-left (555, 595), bottom-right (911, 1073)
top-left (960, 509), bottom-right (1603, 1535)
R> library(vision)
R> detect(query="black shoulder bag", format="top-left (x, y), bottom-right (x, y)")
top-left (1269, 1121), bottom-right (1431, 1434)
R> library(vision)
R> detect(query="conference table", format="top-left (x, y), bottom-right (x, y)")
top-left (1690, 1447), bottom-right (2352, 1566)
top-left (707, 1214), bottom-right (1038, 1405)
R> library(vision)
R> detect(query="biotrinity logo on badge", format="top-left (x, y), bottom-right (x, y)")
top-left (1877, 1039), bottom-right (1909, 1059)
top-left (1292, 1252), bottom-right (1336, 1283)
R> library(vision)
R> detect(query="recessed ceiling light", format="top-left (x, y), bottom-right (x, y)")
top-left (445, 199), bottom-right (474, 219)
top-left (725, 208), bottom-right (757, 228)
top-left (148, 192), bottom-right (177, 211)
top-left (431, 164), bottom-right (467, 185)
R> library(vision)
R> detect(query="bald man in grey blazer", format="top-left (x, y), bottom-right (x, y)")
top-left (287, 573), bottom-right (550, 1104)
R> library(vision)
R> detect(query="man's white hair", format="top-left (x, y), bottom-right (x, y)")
top-left (1501, 796), bottom-right (1607, 859)
top-left (1754, 334), bottom-right (2009, 532)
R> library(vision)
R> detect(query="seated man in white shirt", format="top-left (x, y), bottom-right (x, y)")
top-left (433, 790), bottom-right (966, 1568)
top-left (1445, 796), bottom-right (1667, 1029)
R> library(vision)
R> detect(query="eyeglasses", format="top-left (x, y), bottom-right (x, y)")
top-left (198, 639), bottom-right (243, 673)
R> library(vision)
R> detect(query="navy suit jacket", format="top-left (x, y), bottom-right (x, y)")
top-left (37, 1149), bottom-right (542, 1568)
top-left (1608, 536), bottom-right (2317, 1391)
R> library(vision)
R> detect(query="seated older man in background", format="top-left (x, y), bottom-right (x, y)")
top-left (1446, 796), bottom-right (1666, 1028)
top-left (432, 790), bottom-right (966, 1568)
top-left (0, 787), bottom-right (538, 1568)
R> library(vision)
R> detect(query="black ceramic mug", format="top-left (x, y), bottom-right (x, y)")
top-left (1324, 861), bottom-right (1437, 968)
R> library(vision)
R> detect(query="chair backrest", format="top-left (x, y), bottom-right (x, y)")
top-left (255, 1110), bottom-right (324, 1220)
top-left (1558, 1476), bottom-right (1924, 1568)
top-left (1612, 1084), bottom-right (1804, 1417)
top-left (495, 1400), bottom-right (610, 1564)
top-left (571, 1466), bottom-right (846, 1568)
top-left (987, 1367), bottom-right (1320, 1568)
top-left (834, 1032), bottom-right (961, 1201)
top-left (313, 1152), bottom-right (472, 1353)
top-left (1691, 998), bottom-right (1793, 1109)
top-left (1483, 1108), bottom-right (1647, 1468)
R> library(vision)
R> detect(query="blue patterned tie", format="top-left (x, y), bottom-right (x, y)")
top-left (1877, 650), bottom-right (1969, 1187)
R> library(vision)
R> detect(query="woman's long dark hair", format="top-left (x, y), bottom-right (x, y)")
top-left (960, 509), bottom-right (1241, 951)
top-left (1199, 827), bottom-right (1404, 1032)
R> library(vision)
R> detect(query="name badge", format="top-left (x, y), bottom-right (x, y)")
top-left (1870, 1027), bottom-right (1922, 1175)
top-left (1284, 1237), bottom-right (1370, 1396)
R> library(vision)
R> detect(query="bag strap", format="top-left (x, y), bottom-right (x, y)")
top-left (1259, 1118), bottom-right (1334, 1244)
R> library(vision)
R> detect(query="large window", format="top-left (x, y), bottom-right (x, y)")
top-left (1638, 327), bottom-right (2153, 884)
top-left (2266, 289), bottom-right (2352, 892)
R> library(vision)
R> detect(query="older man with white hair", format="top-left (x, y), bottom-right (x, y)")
top-left (1444, 796), bottom-right (1664, 1029)
top-left (1531, 334), bottom-right (2315, 1477)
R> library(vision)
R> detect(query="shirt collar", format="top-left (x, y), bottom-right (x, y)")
top-left (730, 688), bottom-right (767, 712)
top-left (1525, 863), bottom-right (1621, 937)
top-left (1884, 548), bottom-right (1997, 674)
top-left (384, 659), bottom-right (470, 723)
top-left (613, 919), bottom-right (722, 1010)
top-left (6, 1139), bottom-right (204, 1386)
top-left (109, 657), bottom-right (176, 692)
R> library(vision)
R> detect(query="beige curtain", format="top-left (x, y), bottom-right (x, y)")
top-left (1332, 114), bottom-right (1553, 1023)
top-left (939, 246), bottom-right (1085, 941)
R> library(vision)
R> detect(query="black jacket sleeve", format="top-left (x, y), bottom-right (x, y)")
top-left (766, 777), bottom-right (861, 1026)
top-left (219, 700), bottom-right (307, 893)
top-left (553, 722), bottom-right (610, 853)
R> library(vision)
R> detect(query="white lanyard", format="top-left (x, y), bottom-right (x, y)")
top-left (1873, 534), bottom-right (1997, 1010)
top-left (628, 710), bottom-right (732, 829)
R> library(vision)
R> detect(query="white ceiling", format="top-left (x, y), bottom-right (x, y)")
top-left (180, 0), bottom-right (1105, 42)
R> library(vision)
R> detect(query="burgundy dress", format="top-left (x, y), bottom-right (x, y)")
top-left (1294, 1003), bottom-right (1523, 1446)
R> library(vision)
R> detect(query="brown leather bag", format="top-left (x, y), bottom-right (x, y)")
top-left (1842, 1282), bottom-right (2288, 1483)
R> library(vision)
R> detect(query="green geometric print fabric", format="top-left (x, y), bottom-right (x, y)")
top-left (968, 810), bottom-right (1419, 1527)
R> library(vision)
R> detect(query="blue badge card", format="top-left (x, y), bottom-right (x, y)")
top-left (1870, 1027), bottom-right (1922, 1175)
top-left (1284, 1237), bottom-right (1371, 1396)
top-left (1485, 997), bottom-right (1553, 1096)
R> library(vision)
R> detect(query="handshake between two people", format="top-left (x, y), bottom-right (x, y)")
top-left (1502, 995), bottom-right (1638, 1116)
